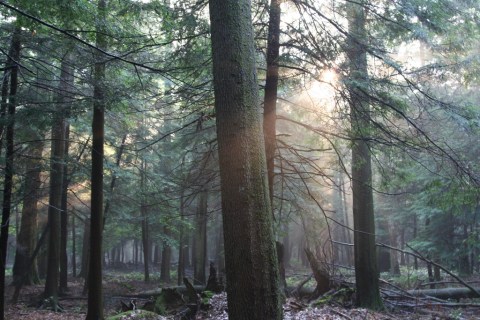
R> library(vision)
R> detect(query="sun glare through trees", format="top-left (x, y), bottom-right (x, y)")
top-left (0, 0), bottom-right (479, 319)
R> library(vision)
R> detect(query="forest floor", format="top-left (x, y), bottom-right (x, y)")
top-left (4, 271), bottom-right (480, 320)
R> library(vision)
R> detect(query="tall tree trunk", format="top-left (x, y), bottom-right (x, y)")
top-left (413, 213), bottom-right (418, 269)
top-left (86, 1), bottom-right (107, 318)
top-left (389, 221), bottom-right (400, 275)
top-left (458, 222), bottom-right (470, 276)
top-left (140, 159), bottom-right (150, 282)
top-left (340, 174), bottom-right (353, 265)
top-left (263, 0), bottom-right (281, 210)
top-left (103, 134), bottom-right (127, 221)
top-left (133, 240), bottom-right (138, 266)
top-left (79, 218), bottom-right (90, 278)
top-left (141, 208), bottom-right (149, 281)
top-left (45, 51), bottom-right (73, 300)
top-left (71, 214), bottom-right (76, 277)
top-left (0, 26), bottom-right (21, 320)
top-left (44, 84), bottom-right (66, 301)
top-left (209, 1), bottom-right (282, 318)
top-left (59, 54), bottom-right (74, 294)
top-left (12, 134), bottom-right (44, 286)
top-left (153, 243), bottom-right (160, 265)
top-left (194, 189), bottom-right (208, 285)
top-left (346, 0), bottom-right (383, 310)
top-left (177, 188), bottom-right (186, 285)
top-left (215, 213), bottom-right (225, 276)
top-left (335, 171), bottom-right (349, 265)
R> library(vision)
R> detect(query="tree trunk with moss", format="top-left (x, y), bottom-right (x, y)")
top-left (346, 0), bottom-right (384, 310)
top-left (209, 1), bottom-right (283, 319)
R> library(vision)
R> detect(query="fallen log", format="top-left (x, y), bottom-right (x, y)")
top-left (118, 285), bottom-right (205, 299)
top-left (407, 287), bottom-right (480, 300)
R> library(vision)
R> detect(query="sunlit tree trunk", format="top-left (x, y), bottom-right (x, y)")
top-left (346, 0), bottom-right (383, 310)
top-left (86, 0), bottom-right (107, 317)
top-left (263, 0), bottom-right (281, 209)
top-left (209, 0), bottom-right (282, 318)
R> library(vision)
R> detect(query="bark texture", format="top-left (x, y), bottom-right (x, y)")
top-left (346, 0), bottom-right (383, 310)
top-left (209, 1), bottom-right (282, 319)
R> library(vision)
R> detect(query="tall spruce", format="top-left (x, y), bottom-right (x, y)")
top-left (264, 0), bottom-right (281, 208)
top-left (86, 0), bottom-right (107, 318)
top-left (209, 0), bottom-right (283, 318)
top-left (346, 0), bottom-right (384, 310)
top-left (0, 26), bottom-right (21, 320)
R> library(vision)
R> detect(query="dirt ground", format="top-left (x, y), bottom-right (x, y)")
top-left (4, 275), bottom-right (480, 319)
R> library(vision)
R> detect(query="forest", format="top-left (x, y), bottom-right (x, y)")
top-left (0, 0), bottom-right (479, 319)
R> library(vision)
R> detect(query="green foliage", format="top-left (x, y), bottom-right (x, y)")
top-left (201, 290), bottom-right (214, 305)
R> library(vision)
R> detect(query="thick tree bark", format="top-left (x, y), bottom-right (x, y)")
top-left (346, 0), bottom-right (384, 310)
top-left (86, 0), bottom-right (107, 318)
top-left (0, 26), bottom-right (21, 320)
top-left (263, 0), bottom-right (281, 209)
top-left (209, 1), bottom-right (283, 319)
